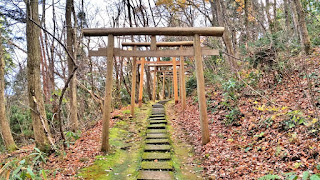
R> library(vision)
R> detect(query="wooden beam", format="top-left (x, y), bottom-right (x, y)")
top-left (150, 36), bottom-right (156, 50)
top-left (101, 34), bottom-right (114, 152)
top-left (152, 70), bottom-right (156, 102)
top-left (162, 72), bottom-right (165, 100)
top-left (130, 46), bottom-right (137, 117)
top-left (138, 57), bottom-right (145, 107)
top-left (150, 70), bottom-right (180, 73)
top-left (180, 45), bottom-right (187, 110)
top-left (89, 48), bottom-right (219, 57)
top-left (152, 56), bottom-right (159, 102)
top-left (194, 34), bottom-right (210, 145)
top-left (172, 57), bottom-right (178, 104)
top-left (122, 41), bottom-right (194, 47)
top-left (83, 27), bottom-right (225, 36)
top-left (137, 61), bottom-right (179, 65)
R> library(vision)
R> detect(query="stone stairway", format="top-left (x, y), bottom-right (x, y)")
top-left (137, 102), bottom-right (174, 180)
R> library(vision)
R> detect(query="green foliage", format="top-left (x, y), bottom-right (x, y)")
top-left (9, 105), bottom-right (33, 140)
top-left (281, 110), bottom-right (307, 130)
top-left (120, 88), bottom-right (131, 105)
top-left (302, 171), bottom-right (311, 180)
top-left (310, 174), bottom-right (320, 180)
top-left (225, 107), bottom-right (242, 126)
top-left (0, 16), bottom-right (15, 74)
top-left (122, 109), bottom-right (131, 114)
top-left (0, 148), bottom-right (48, 180)
top-left (64, 131), bottom-right (81, 148)
top-left (186, 75), bottom-right (197, 96)
top-left (259, 174), bottom-right (281, 180)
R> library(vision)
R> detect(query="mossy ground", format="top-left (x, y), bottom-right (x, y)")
top-left (78, 104), bottom-right (150, 180)
top-left (166, 100), bottom-right (204, 179)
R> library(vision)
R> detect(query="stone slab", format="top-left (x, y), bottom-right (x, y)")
top-left (149, 120), bottom-right (167, 124)
top-left (141, 161), bottom-right (173, 170)
top-left (149, 115), bottom-right (165, 118)
top-left (147, 129), bottom-right (167, 134)
top-left (149, 117), bottom-right (166, 120)
top-left (146, 133), bottom-right (168, 139)
top-left (137, 170), bottom-right (174, 180)
top-left (145, 139), bottom-right (169, 144)
top-left (148, 124), bottom-right (166, 129)
top-left (152, 104), bottom-right (164, 108)
top-left (145, 145), bottom-right (171, 151)
top-left (142, 152), bottom-right (171, 160)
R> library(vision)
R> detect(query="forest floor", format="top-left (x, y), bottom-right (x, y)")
top-left (44, 105), bottom-right (147, 179)
top-left (43, 102), bottom-right (201, 179)
top-left (168, 53), bottom-right (320, 179)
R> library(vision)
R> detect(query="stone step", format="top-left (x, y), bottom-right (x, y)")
top-left (149, 115), bottom-right (165, 118)
top-left (152, 107), bottom-right (164, 110)
top-left (149, 117), bottom-right (166, 120)
top-left (137, 170), bottom-right (174, 180)
top-left (141, 161), bottom-right (173, 171)
top-left (152, 109), bottom-right (165, 114)
top-left (146, 133), bottom-right (168, 139)
top-left (152, 104), bottom-right (164, 108)
top-left (149, 120), bottom-right (167, 124)
top-left (148, 124), bottom-right (166, 129)
top-left (142, 152), bottom-right (171, 160)
top-left (151, 113), bottom-right (165, 116)
top-left (147, 129), bottom-right (167, 134)
top-left (158, 100), bottom-right (169, 105)
top-left (146, 139), bottom-right (169, 144)
top-left (145, 145), bottom-right (171, 151)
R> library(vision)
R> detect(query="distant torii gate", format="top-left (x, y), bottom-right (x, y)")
top-left (83, 27), bottom-right (224, 152)
top-left (121, 41), bottom-right (193, 111)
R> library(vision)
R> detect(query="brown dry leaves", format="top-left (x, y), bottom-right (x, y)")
top-left (170, 55), bottom-right (320, 179)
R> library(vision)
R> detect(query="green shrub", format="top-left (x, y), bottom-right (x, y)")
top-left (186, 75), bottom-right (197, 96)
top-left (225, 107), bottom-right (242, 126)
top-left (0, 148), bottom-right (48, 180)
top-left (9, 105), bottom-right (33, 141)
top-left (258, 174), bottom-right (281, 180)
top-left (281, 110), bottom-right (306, 131)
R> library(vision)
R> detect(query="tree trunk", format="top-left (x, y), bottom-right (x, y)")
top-left (245, 0), bottom-right (250, 42)
top-left (273, 0), bottom-right (277, 31)
top-left (283, 0), bottom-right (290, 33)
top-left (265, 0), bottom-right (273, 33)
top-left (293, 0), bottom-right (312, 54)
top-left (66, 0), bottom-right (78, 131)
top-left (0, 33), bottom-right (17, 152)
top-left (145, 64), bottom-right (152, 100)
top-left (290, 1), bottom-right (302, 43)
top-left (212, 0), bottom-right (238, 73)
top-left (26, 0), bottom-right (52, 152)
top-left (114, 57), bottom-right (121, 108)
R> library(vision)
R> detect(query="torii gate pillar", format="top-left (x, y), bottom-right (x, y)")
top-left (194, 34), bottom-right (210, 144)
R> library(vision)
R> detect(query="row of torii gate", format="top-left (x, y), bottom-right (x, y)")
top-left (83, 27), bottom-right (224, 152)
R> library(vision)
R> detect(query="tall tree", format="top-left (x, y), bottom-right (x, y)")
top-left (26, 0), bottom-right (52, 152)
top-left (211, 0), bottom-right (238, 72)
top-left (293, 0), bottom-right (311, 55)
top-left (0, 30), bottom-right (17, 152)
top-left (66, 0), bottom-right (79, 131)
top-left (283, 0), bottom-right (290, 33)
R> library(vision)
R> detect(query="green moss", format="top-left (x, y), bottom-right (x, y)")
top-left (7, 144), bottom-right (18, 152)
top-left (166, 101), bottom-right (203, 180)
top-left (142, 152), bottom-right (171, 160)
top-left (122, 109), bottom-right (131, 114)
top-left (141, 161), bottom-right (173, 170)
top-left (78, 104), bottom-right (151, 180)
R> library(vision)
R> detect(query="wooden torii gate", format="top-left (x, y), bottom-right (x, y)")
top-left (121, 41), bottom-right (193, 112)
top-left (83, 27), bottom-right (224, 152)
